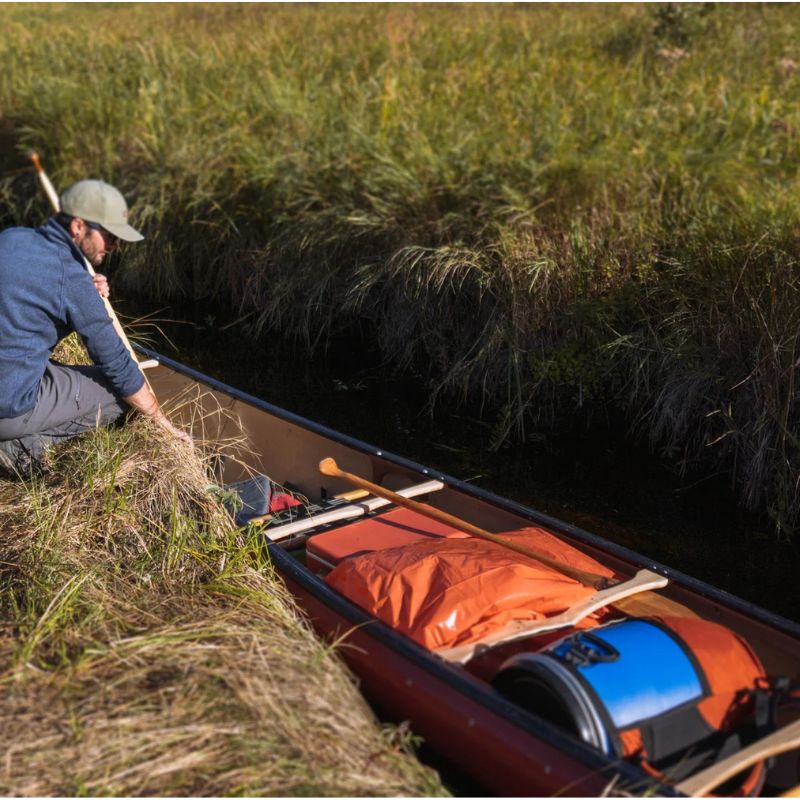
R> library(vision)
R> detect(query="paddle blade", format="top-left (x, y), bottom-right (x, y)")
top-left (319, 458), bottom-right (338, 476)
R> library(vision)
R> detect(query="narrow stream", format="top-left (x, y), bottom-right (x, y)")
top-left (130, 306), bottom-right (800, 623)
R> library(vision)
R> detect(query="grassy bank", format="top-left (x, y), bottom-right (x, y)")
top-left (1, 3), bottom-right (799, 535)
top-left (0, 340), bottom-right (445, 795)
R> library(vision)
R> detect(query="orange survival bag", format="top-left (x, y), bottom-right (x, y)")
top-left (325, 523), bottom-right (617, 650)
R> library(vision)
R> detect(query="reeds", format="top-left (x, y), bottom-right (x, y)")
top-left (1, 4), bottom-right (799, 533)
top-left (0, 386), bottom-right (445, 794)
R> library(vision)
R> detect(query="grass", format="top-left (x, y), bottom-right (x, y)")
top-left (1, 3), bottom-right (799, 534)
top-left (0, 341), bottom-right (446, 795)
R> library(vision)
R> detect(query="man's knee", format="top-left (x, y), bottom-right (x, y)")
top-left (72, 366), bottom-right (129, 427)
top-left (41, 363), bottom-right (127, 433)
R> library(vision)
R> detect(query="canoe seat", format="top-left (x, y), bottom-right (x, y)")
top-left (306, 507), bottom-right (467, 574)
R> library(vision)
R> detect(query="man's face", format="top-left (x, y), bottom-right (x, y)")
top-left (71, 219), bottom-right (120, 267)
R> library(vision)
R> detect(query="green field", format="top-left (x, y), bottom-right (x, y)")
top-left (1, 3), bottom-right (799, 535)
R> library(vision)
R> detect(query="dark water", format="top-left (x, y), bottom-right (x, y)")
top-left (131, 306), bottom-right (800, 623)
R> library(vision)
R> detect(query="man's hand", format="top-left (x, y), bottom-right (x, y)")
top-left (124, 383), bottom-right (193, 448)
top-left (157, 415), bottom-right (194, 448)
top-left (93, 273), bottom-right (110, 299)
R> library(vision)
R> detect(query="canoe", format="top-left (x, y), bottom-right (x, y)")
top-left (139, 345), bottom-right (800, 797)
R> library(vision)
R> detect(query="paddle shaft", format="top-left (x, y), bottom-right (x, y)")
top-left (29, 152), bottom-right (149, 383)
top-left (438, 567), bottom-right (668, 663)
top-left (319, 458), bottom-right (606, 588)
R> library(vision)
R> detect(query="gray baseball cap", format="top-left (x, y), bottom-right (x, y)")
top-left (60, 179), bottom-right (144, 242)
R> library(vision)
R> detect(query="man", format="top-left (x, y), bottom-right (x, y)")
top-left (0, 179), bottom-right (188, 476)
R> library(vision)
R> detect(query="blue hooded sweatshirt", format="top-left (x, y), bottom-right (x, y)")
top-left (0, 218), bottom-right (144, 418)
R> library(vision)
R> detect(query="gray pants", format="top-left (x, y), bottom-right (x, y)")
top-left (0, 362), bottom-right (128, 475)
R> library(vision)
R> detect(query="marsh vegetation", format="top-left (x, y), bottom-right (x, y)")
top-left (1, 3), bottom-right (799, 537)
top-left (0, 337), bottom-right (446, 796)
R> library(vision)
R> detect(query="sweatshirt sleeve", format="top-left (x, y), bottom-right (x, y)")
top-left (61, 259), bottom-right (144, 398)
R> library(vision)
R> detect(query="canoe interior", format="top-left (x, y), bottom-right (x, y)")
top-left (143, 350), bottom-right (800, 795)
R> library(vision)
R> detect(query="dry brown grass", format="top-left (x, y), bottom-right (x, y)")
top-left (0, 580), bottom-right (440, 796)
top-left (0, 396), bottom-right (446, 796)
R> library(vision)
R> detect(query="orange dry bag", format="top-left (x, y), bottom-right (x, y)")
top-left (325, 525), bottom-right (616, 650)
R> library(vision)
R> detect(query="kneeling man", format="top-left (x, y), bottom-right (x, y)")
top-left (0, 179), bottom-right (187, 476)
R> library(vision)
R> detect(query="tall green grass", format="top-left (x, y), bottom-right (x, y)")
top-left (1, 3), bottom-right (800, 534)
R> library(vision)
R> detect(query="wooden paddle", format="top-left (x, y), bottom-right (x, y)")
top-left (318, 457), bottom-right (664, 594)
top-left (676, 717), bottom-right (800, 797)
top-left (29, 151), bottom-right (157, 376)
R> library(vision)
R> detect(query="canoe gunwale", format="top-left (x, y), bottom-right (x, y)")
top-left (136, 345), bottom-right (800, 644)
